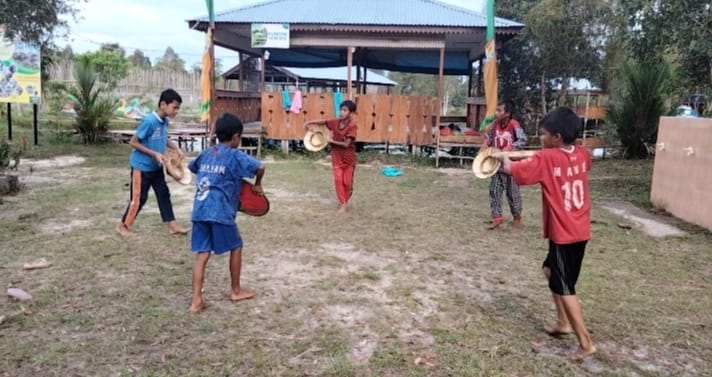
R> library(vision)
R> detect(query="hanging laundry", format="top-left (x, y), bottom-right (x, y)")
top-left (333, 91), bottom-right (343, 117)
top-left (290, 89), bottom-right (303, 114)
top-left (281, 90), bottom-right (291, 110)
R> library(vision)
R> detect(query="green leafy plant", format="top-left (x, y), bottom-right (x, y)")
top-left (0, 138), bottom-right (25, 173)
top-left (607, 61), bottom-right (671, 158)
top-left (60, 55), bottom-right (118, 144)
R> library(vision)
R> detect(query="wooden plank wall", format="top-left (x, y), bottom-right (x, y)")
top-left (214, 91), bottom-right (261, 123)
top-left (261, 92), bottom-right (438, 145)
top-left (650, 116), bottom-right (712, 231)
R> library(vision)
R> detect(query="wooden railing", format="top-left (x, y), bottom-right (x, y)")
top-left (260, 92), bottom-right (439, 145)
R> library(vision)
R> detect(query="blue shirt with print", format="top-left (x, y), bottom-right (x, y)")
top-left (129, 112), bottom-right (168, 172)
top-left (189, 144), bottom-right (262, 225)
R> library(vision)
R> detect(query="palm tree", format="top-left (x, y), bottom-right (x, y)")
top-left (607, 61), bottom-right (671, 158)
top-left (64, 55), bottom-right (117, 144)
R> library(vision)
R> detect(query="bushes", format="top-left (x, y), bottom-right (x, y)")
top-left (607, 62), bottom-right (671, 158)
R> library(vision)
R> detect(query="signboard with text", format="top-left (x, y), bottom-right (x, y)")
top-left (251, 23), bottom-right (290, 49)
top-left (0, 25), bottom-right (41, 104)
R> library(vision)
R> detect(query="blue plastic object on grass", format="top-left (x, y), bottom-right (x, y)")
top-left (381, 166), bottom-right (403, 177)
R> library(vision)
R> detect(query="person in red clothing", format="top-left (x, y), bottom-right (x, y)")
top-left (496, 107), bottom-right (596, 361)
top-left (483, 100), bottom-right (528, 229)
top-left (303, 100), bottom-right (358, 213)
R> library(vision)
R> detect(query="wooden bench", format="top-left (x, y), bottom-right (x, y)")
top-left (434, 115), bottom-right (484, 167)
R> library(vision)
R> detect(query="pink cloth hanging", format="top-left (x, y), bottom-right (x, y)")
top-left (290, 89), bottom-right (303, 114)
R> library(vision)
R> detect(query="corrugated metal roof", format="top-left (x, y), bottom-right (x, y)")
top-left (191, 0), bottom-right (522, 28)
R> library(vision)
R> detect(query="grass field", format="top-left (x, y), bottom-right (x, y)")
top-left (1, 139), bottom-right (710, 377)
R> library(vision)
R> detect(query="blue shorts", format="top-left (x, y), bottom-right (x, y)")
top-left (191, 221), bottom-right (242, 255)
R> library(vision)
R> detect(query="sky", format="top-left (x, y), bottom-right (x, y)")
top-left (61, 0), bottom-right (487, 67)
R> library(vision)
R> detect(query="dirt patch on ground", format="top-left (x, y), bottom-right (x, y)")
top-left (38, 218), bottom-right (92, 235)
top-left (602, 201), bottom-right (686, 238)
top-left (19, 175), bottom-right (58, 188)
top-left (434, 167), bottom-right (471, 177)
top-left (21, 155), bottom-right (86, 170)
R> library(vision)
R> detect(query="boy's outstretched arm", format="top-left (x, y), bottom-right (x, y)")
top-left (253, 165), bottom-right (265, 195)
top-left (303, 119), bottom-right (326, 130)
top-left (496, 154), bottom-right (513, 174)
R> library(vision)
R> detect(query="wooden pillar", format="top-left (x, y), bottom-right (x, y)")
top-left (238, 52), bottom-right (245, 91)
top-left (260, 55), bottom-right (266, 92)
top-left (356, 64), bottom-right (361, 94)
top-left (476, 57), bottom-right (483, 96)
top-left (583, 92), bottom-right (591, 140)
top-left (467, 60), bottom-right (474, 97)
top-left (363, 67), bottom-right (368, 94)
top-left (347, 46), bottom-right (354, 99)
top-left (467, 60), bottom-right (474, 132)
top-left (435, 47), bottom-right (445, 168)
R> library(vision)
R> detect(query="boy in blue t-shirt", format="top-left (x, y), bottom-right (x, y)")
top-left (117, 89), bottom-right (189, 237)
top-left (187, 113), bottom-right (265, 313)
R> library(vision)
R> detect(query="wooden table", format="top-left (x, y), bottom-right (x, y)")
top-left (106, 121), bottom-right (264, 156)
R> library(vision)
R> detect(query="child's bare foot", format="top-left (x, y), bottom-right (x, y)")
top-left (511, 217), bottom-right (523, 229)
top-left (167, 221), bottom-right (189, 235)
top-left (230, 287), bottom-right (256, 302)
top-left (569, 345), bottom-right (596, 361)
top-left (189, 299), bottom-right (208, 313)
top-left (544, 322), bottom-right (573, 336)
top-left (337, 204), bottom-right (347, 214)
top-left (116, 223), bottom-right (137, 237)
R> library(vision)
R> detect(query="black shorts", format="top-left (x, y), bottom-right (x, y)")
top-left (542, 240), bottom-right (587, 296)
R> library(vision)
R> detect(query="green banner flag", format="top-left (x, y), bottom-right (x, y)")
top-left (205, 0), bottom-right (215, 26)
top-left (479, 0), bottom-right (498, 132)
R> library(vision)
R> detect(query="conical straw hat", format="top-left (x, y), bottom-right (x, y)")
top-left (472, 147), bottom-right (502, 179)
top-left (304, 125), bottom-right (330, 152)
top-left (165, 148), bottom-right (192, 185)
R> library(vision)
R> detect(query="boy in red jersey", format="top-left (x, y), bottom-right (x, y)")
top-left (304, 100), bottom-right (358, 213)
top-left (497, 107), bottom-right (596, 361)
top-left (484, 100), bottom-right (527, 229)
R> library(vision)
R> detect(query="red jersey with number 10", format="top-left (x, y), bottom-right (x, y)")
top-left (510, 146), bottom-right (592, 244)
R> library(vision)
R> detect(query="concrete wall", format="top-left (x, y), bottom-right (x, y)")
top-left (651, 117), bottom-right (712, 231)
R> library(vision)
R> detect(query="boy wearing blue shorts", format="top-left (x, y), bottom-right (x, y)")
top-left (188, 113), bottom-right (265, 313)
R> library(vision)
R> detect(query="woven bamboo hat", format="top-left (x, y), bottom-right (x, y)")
top-left (304, 125), bottom-right (330, 152)
top-left (165, 148), bottom-right (192, 185)
top-left (472, 147), bottom-right (502, 179)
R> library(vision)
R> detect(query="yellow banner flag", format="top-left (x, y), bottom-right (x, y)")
top-left (480, 38), bottom-right (498, 131)
top-left (199, 28), bottom-right (213, 122)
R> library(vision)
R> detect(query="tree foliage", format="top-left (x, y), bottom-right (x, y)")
top-left (0, 0), bottom-right (82, 42)
top-left (154, 47), bottom-right (186, 73)
top-left (77, 44), bottom-right (130, 88)
top-left (129, 49), bottom-right (152, 69)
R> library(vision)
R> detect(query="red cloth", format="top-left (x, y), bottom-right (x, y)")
top-left (326, 119), bottom-right (358, 167)
top-left (484, 118), bottom-right (523, 151)
top-left (333, 164), bottom-right (355, 204)
top-left (510, 146), bottom-right (592, 244)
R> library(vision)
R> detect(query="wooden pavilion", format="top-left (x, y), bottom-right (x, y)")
top-left (188, 0), bottom-right (522, 163)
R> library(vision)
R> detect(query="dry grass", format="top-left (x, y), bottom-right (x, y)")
top-left (1, 143), bottom-right (711, 377)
